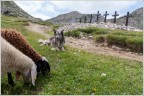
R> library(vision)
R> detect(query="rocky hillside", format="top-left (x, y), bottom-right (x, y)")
top-left (1, 1), bottom-right (42, 22)
top-left (47, 8), bottom-right (143, 29)
top-left (108, 7), bottom-right (143, 29)
top-left (46, 11), bottom-right (104, 24)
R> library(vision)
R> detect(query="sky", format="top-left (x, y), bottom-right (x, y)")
top-left (14, 0), bottom-right (143, 20)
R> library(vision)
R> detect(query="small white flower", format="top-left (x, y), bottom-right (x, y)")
top-left (101, 73), bottom-right (107, 76)
top-left (51, 48), bottom-right (56, 51)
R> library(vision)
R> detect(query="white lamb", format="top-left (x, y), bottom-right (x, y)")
top-left (1, 37), bottom-right (37, 86)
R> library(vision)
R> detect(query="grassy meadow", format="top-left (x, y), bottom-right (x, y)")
top-left (1, 15), bottom-right (143, 95)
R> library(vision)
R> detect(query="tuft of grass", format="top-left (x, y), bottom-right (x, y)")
top-left (107, 35), bottom-right (127, 47)
top-left (53, 24), bottom-right (63, 30)
top-left (111, 30), bottom-right (143, 37)
top-left (107, 35), bottom-right (143, 53)
top-left (65, 30), bottom-right (81, 38)
top-left (126, 37), bottom-right (143, 53)
top-left (78, 27), bottom-right (96, 34)
top-left (77, 27), bottom-right (109, 34)
top-left (94, 35), bottom-right (106, 43)
top-left (1, 15), bottom-right (143, 95)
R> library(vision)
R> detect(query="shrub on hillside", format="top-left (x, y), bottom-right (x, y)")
top-left (93, 28), bottom-right (109, 35)
top-left (53, 25), bottom-right (62, 29)
top-left (64, 30), bottom-right (80, 38)
top-left (107, 35), bottom-right (143, 53)
top-left (111, 30), bottom-right (143, 37)
top-left (94, 35), bottom-right (106, 43)
top-left (126, 37), bottom-right (143, 53)
top-left (78, 27), bottom-right (96, 34)
top-left (107, 35), bottom-right (127, 47)
top-left (78, 27), bottom-right (109, 34)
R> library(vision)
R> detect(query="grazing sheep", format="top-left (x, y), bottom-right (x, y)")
top-left (1, 37), bottom-right (37, 86)
top-left (1, 29), bottom-right (50, 86)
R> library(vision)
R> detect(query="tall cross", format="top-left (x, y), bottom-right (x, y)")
top-left (112, 11), bottom-right (119, 23)
top-left (84, 16), bottom-right (87, 23)
top-left (79, 18), bottom-right (82, 23)
top-left (96, 11), bottom-right (101, 22)
top-left (125, 12), bottom-right (132, 26)
top-left (103, 11), bottom-right (109, 23)
top-left (89, 14), bottom-right (93, 23)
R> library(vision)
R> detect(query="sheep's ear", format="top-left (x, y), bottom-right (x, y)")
top-left (15, 71), bottom-right (21, 80)
top-left (31, 66), bottom-right (37, 86)
top-left (53, 29), bottom-right (56, 35)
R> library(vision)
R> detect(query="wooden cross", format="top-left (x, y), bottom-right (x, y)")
top-left (89, 14), bottom-right (93, 23)
top-left (125, 12), bottom-right (132, 26)
top-left (79, 18), bottom-right (82, 23)
top-left (96, 11), bottom-right (101, 22)
top-left (112, 11), bottom-right (119, 23)
top-left (84, 16), bottom-right (87, 23)
top-left (4, 9), bottom-right (10, 15)
top-left (103, 11), bottom-right (109, 23)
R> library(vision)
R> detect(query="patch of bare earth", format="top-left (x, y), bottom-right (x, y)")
top-left (26, 22), bottom-right (143, 62)
top-left (66, 37), bottom-right (142, 62)
top-left (25, 22), bottom-right (52, 38)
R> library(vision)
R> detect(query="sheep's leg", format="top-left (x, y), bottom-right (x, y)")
top-left (7, 73), bottom-right (15, 87)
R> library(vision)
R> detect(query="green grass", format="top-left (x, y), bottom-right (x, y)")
top-left (65, 30), bottom-right (81, 38)
top-left (111, 30), bottom-right (143, 37)
top-left (107, 35), bottom-right (143, 53)
top-left (44, 30), bottom-right (54, 36)
top-left (107, 35), bottom-right (127, 47)
top-left (78, 27), bottom-right (109, 34)
top-left (126, 37), bottom-right (143, 53)
top-left (94, 35), bottom-right (107, 43)
top-left (1, 15), bottom-right (143, 95)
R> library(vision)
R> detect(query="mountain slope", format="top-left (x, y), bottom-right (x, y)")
top-left (46, 11), bottom-right (104, 24)
top-left (47, 8), bottom-right (143, 29)
top-left (1, 1), bottom-right (42, 22)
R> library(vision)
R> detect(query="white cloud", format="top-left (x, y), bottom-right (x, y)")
top-left (14, 1), bottom-right (52, 20)
top-left (31, 13), bottom-right (51, 20)
top-left (14, 1), bottom-right (44, 13)
top-left (14, 1), bottom-right (139, 20)
top-left (50, 1), bottom-right (136, 12)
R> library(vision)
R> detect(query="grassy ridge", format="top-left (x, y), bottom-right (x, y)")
top-left (64, 27), bottom-right (143, 53)
top-left (1, 15), bottom-right (143, 95)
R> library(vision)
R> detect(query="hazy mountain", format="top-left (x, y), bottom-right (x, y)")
top-left (1, 1), bottom-right (42, 22)
top-left (46, 11), bottom-right (104, 24)
top-left (47, 8), bottom-right (143, 29)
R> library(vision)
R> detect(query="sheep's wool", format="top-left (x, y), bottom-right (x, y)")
top-left (1, 37), bottom-right (35, 75)
top-left (1, 29), bottom-right (42, 62)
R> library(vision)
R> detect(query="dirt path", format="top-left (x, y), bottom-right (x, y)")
top-left (66, 37), bottom-right (142, 62)
top-left (25, 22), bottom-right (52, 38)
top-left (26, 22), bottom-right (143, 62)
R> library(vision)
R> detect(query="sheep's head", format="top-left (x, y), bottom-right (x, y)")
top-left (16, 64), bottom-right (37, 86)
top-left (35, 57), bottom-right (50, 76)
